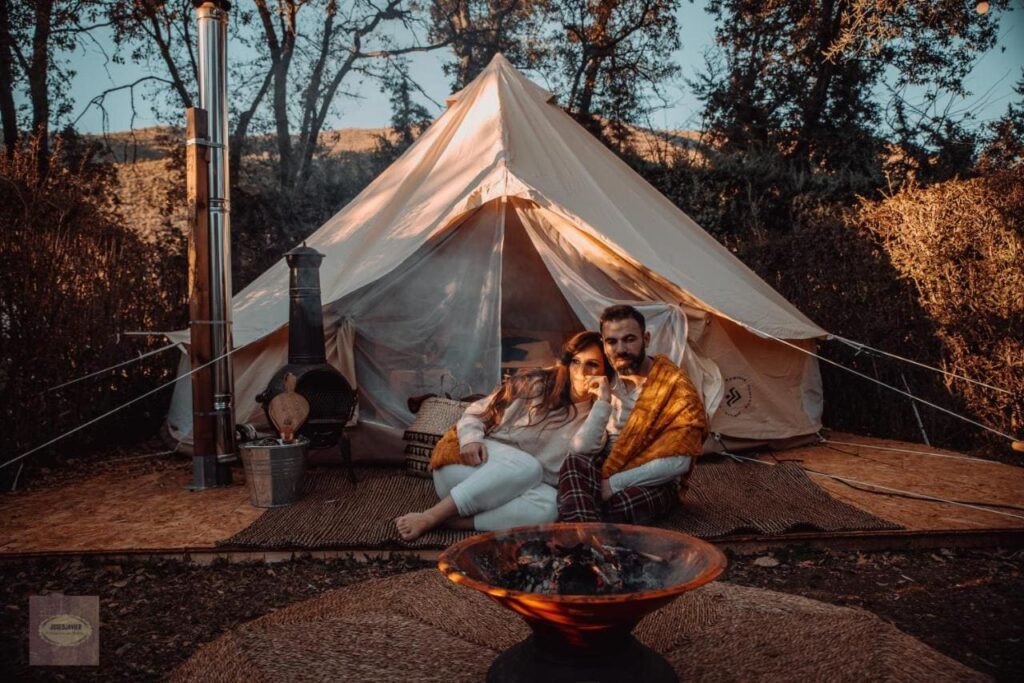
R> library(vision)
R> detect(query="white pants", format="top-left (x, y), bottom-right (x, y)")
top-left (432, 439), bottom-right (558, 531)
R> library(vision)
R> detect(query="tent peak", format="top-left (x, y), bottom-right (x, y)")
top-left (487, 52), bottom-right (510, 67)
top-left (446, 54), bottom-right (556, 108)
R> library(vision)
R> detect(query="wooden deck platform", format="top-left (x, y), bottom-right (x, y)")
top-left (1, 433), bottom-right (1021, 561)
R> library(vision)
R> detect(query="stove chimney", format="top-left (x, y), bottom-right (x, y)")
top-left (286, 244), bottom-right (327, 365)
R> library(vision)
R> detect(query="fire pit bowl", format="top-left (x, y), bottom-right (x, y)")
top-left (438, 523), bottom-right (727, 682)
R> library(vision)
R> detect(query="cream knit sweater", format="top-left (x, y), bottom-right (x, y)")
top-left (456, 385), bottom-right (610, 486)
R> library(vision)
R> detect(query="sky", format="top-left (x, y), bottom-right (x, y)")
top-left (49, 2), bottom-right (1024, 136)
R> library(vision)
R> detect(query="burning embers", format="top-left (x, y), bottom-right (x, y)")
top-left (439, 524), bottom-right (728, 682)
top-left (492, 537), bottom-right (669, 595)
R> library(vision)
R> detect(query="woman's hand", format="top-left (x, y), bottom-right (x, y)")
top-left (460, 442), bottom-right (488, 466)
top-left (587, 375), bottom-right (610, 402)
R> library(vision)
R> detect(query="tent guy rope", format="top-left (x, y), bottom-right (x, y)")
top-left (723, 452), bottom-right (1024, 523)
top-left (821, 438), bottom-right (990, 463)
top-left (739, 323), bottom-right (1020, 445)
top-left (831, 334), bottom-right (1016, 397)
top-left (41, 341), bottom-right (181, 395)
top-left (2, 346), bottom-right (241, 472)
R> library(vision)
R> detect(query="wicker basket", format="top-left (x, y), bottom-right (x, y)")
top-left (403, 397), bottom-right (470, 478)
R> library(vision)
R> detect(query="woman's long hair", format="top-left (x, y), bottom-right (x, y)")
top-left (478, 331), bottom-right (612, 433)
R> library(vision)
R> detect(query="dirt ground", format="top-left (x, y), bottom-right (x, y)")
top-left (0, 545), bottom-right (1020, 682)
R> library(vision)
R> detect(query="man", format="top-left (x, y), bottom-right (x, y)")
top-left (557, 305), bottom-right (708, 524)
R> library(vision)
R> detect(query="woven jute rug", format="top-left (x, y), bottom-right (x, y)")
top-left (170, 568), bottom-right (984, 682)
top-left (221, 458), bottom-right (899, 550)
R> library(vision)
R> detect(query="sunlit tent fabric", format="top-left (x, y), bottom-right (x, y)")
top-left (166, 54), bottom-right (827, 456)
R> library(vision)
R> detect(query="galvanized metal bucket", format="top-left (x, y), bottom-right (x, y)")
top-left (239, 437), bottom-right (308, 508)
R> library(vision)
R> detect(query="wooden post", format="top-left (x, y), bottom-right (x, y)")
top-left (186, 107), bottom-right (230, 488)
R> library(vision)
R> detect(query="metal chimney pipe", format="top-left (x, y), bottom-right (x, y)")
top-left (191, 0), bottom-right (235, 488)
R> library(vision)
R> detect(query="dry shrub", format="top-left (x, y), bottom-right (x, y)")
top-left (858, 168), bottom-right (1023, 449)
top-left (737, 168), bottom-right (1022, 454)
top-left (0, 135), bottom-right (188, 487)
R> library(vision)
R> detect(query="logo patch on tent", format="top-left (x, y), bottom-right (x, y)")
top-left (722, 376), bottom-right (752, 417)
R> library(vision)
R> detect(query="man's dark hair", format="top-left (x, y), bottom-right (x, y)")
top-left (600, 304), bottom-right (646, 334)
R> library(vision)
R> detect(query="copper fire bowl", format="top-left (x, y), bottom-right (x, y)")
top-left (438, 523), bottom-right (727, 651)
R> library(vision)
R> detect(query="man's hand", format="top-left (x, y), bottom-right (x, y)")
top-left (600, 478), bottom-right (614, 502)
top-left (460, 442), bottom-right (488, 466)
top-left (587, 375), bottom-right (610, 402)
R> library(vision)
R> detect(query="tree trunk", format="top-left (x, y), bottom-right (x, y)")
top-left (295, 2), bottom-right (336, 186)
top-left (793, 0), bottom-right (845, 162)
top-left (229, 67), bottom-right (274, 176)
top-left (0, 0), bottom-right (18, 157)
top-left (254, 0), bottom-right (296, 190)
top-left (28, 0), bottom-right (53, 176)
top-left (146, 11), bottom-right (193, 109)
top-left (576, 55), bottom-right (602, 120)
top-left (453, 4), bottom-right (472, 88)
top-left (272, 54), bottom-right (294, 188)
top-left (296, 51), bottom-right (357, 188)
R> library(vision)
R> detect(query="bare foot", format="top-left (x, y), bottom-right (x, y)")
top-left (395, 512), bottom-right (436, 541)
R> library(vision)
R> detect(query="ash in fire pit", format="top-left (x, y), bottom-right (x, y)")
top-left (494, 537), bottom-right (669, 595)
top-left (440, 523), bottom-right (727, 683)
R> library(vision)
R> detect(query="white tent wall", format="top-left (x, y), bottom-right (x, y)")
top-left (694, 318), bottom-right (823, 441)
top-left (333, 200), bottom-right (505, 427)
top-left (206, 54), bottom-right (825, 352)
top-left (168, 197), bottom-right (822, 458)
top-left (166, 54), bottom-right (826, 458)
top-left (511, 199), bottom-right (822, 444)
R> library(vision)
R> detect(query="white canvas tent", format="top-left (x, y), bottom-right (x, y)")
top-left (166, 53), bottom-right (827, 458)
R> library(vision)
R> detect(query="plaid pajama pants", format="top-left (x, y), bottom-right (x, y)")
top-left (556, 451), bottom-right (679, 525)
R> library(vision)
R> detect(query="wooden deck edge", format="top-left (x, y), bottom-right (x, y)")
top-left (2, 527), bottom-right (1022, 564)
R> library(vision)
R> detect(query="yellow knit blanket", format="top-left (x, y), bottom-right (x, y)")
top-left (429, 427), bottom-right (461, 471)
top-left (601, 355), bottom-right (708, 498)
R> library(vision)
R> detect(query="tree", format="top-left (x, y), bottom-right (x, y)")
top-left (105, 1), bottom-right (446, 192)
top-left (381, 59), bottom-right (433, 151)
top-left (256, 0), bottom-right (446, 190)
top-left (107, 0), bottom-right (197, 111)
top-left (0, 0), bottom-right (20, 157)
top-left (0, 1), bottom-right (106, 174)
top-left (979, 71), bottom-right (1024, 169)
top-left (538, 0), bottom-right (680, 146)
top-left (695, 0), bottom-right (1009, 182)
top-left (429, 0), bottom-right (542, 89)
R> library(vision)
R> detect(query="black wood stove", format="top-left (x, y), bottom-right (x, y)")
top-left (255, 244), bottom-right (358, 481)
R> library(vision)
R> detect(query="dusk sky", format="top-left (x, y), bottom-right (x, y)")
top-left (51, 3), bottom-right (1024, 136)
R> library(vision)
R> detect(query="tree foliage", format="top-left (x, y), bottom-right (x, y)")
top-left (104, 0), bottom-right (445, 193)
top-left (0, 0), bottom-right (108, 173)
top-left (694, 0), bottom-right (1008, 184)
top-left (429, 0), bottom-right (543, 88)
top-left (979, 70), bottom-right (1024, 169)
top-left (538, 0), bottom-right (679, 144)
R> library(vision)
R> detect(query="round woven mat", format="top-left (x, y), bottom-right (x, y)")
top-left (171, 569), bottom-right (985, 682)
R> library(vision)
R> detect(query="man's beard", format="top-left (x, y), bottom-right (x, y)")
top-left (612, 347), bottom-right (646, 374)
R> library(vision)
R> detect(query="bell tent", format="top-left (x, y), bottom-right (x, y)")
top-left (166, 53), bottom-right (827, 458)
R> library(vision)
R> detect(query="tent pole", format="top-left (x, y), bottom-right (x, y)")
top-left (189, 0), bottom-right (235, 489)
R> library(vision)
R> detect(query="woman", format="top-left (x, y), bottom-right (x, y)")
top-left (396, 331), bottom-right (613, 541)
